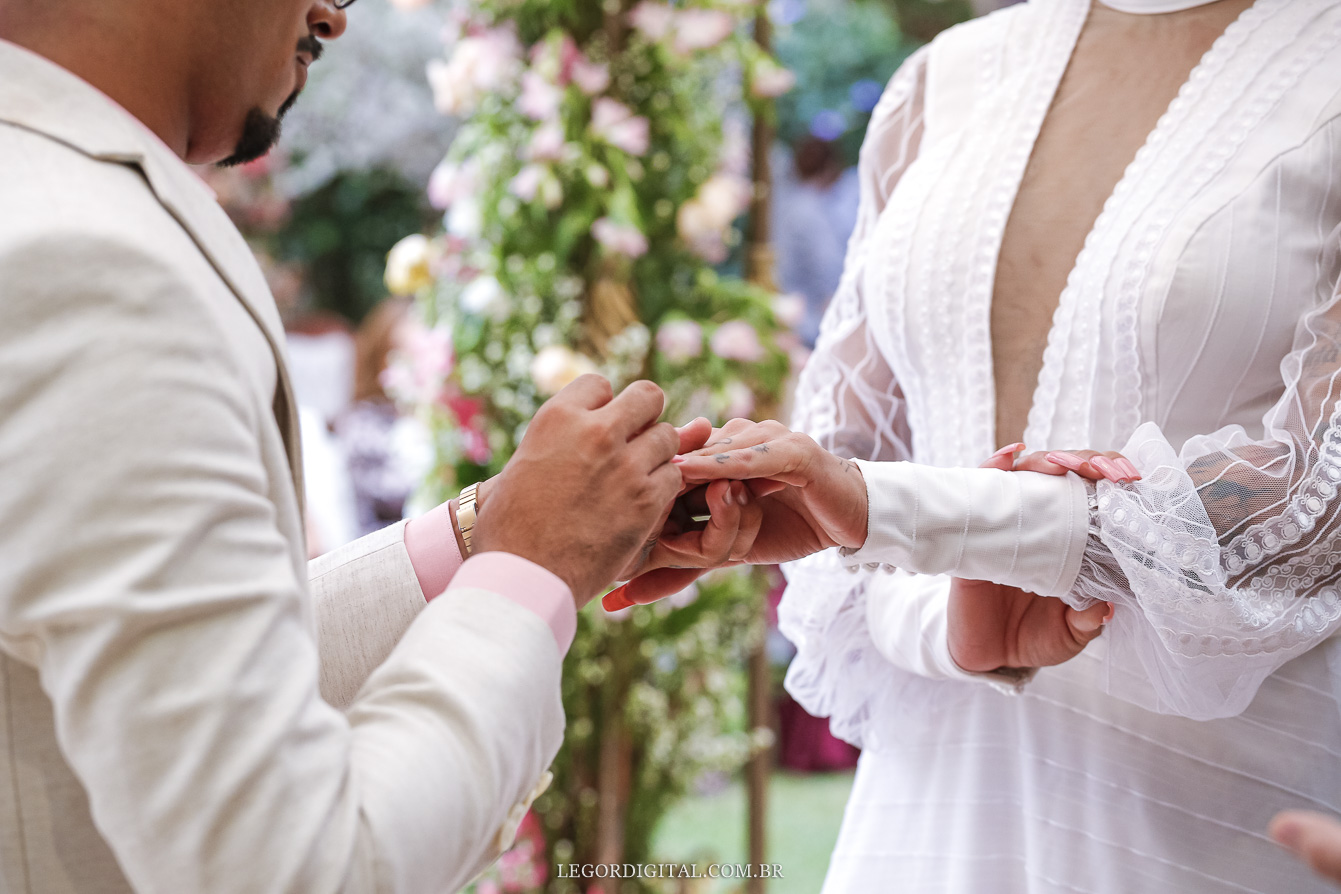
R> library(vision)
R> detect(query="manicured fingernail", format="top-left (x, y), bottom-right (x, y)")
top-left (1046, 451), bottom-right (1086, 473)
top-left (1273, 819), bottom-right (1303, 853)
top-left (990, 442), bottom-right (1026, 460)
top-left (1116, 458), bottom-right (1141, 480)
top-left (603, 586), bottom-right (632, 612)
top-left (672, 456), bottom-right (685, 464)
top-left (1103, 602), bottom-right (1115, 624)
top-left (722, 484), bottom-right (735, 506)
top-left (1091, 456), bottom-right (1124, 482)
top-left (735, 482), bottom-right (750, 504)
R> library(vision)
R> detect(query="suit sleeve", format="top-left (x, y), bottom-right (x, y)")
top-left (0, 232), bottom-right (563, 893)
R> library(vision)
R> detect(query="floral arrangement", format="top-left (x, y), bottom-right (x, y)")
top-left (382, 0), bottom-right (799, 889)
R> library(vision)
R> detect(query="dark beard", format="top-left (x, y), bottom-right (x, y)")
top-left (216, 90), bottom-right (299, 168)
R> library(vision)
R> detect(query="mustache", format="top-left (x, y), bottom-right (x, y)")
top-left (296, 34), bottom-right (324, 62)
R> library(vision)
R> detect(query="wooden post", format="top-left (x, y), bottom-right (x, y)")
top-left (744, 8), bottom-right (777, 893)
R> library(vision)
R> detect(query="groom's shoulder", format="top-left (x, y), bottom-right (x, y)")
top-left (0, 120), bottom-right (192, 268)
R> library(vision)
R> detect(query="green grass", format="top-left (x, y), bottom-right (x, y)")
top-left (651, 770), bottom-right (854, 894)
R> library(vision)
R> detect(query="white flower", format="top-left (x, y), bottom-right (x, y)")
top-left (571, 57), bottom-right (611, 95)
top-left (673, 9), bottom-right (735, 54)
top-left (629, 2), bottom-right (675, 41)
top-left (722, 379), bottom-right (756, 418)
top-left (677, 173), bottom-right (752, 261)
top-left (592, 217), bottom-right (649, 258)
top-left (711, 320), bottom-right (766, 363)
top-left (527, 121), bottom-right (566, 161)
top-left (656, 319), bottom-right (704, 363)
top-left (459, 275), bottom-right (505, 315)
top-left (585, 163), bottom-right (611, 189)
top-left (446, 195), bottom-right (482, 239)
top-left (385, 234), bottom-right (435, 295)
top-left (750, 60), bottom-right (796, 98)
top-left (519, 70), bottom-right (563, 121)
top-left (772, 293), bottom-right (806, 329)
top-left (590, 98), bottom-right (650, 156)
top-left (531, 345), bottom-right (599, 396)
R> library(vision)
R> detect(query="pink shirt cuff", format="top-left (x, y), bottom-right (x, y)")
top-left (403, 505), bottom-right (577, 654)
top-left (403, 502), bottom-right (463, 602)
top-left (448, 553), bottom-right (576, 654)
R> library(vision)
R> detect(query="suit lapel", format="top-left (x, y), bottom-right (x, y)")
top-left (0, 39), bottom-right (306, 505)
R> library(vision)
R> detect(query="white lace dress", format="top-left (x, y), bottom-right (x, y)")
top-left (780, 0), bottom-right (1341, 890)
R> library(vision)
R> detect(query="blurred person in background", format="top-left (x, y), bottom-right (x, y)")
top-left (336, 296), bottom-right (432, 538)
top-left (773, 135), bottom-right (860, 348)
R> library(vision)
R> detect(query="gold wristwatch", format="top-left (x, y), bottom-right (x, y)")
top-left (456, 482), bottom-right (480, 555)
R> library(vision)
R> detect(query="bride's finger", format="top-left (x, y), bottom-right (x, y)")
top-left (1014, 449), bottom-right (1140, 482)
top-left (677, 419), bottom-right (791, 460)
top-left (980, 442), bottom-right (1026, 471)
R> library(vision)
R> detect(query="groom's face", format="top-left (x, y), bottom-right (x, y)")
top-left (190, 0), bottom-right (348, 167)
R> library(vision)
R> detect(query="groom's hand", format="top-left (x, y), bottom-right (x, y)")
top-left (604, 418), bottom-right (869, 610)
top-left (472, 376), bottom-right (683, 607)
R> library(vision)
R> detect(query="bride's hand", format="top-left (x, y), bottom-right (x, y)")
top-left (603, 418), bottom-right (868, 611)
top-left (947, 444), bottom-right (1134, 673)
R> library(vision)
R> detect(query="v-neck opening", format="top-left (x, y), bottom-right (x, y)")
top-left (978, 0), bottom-right (1266, 452)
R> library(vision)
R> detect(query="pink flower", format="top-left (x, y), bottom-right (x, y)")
top-left (629, 2), bottom-right (675, 41)
top-left (509, 164), bottom-right (545, 202)
top-left (571, 57), bottom-right (611, 95)
top-left (382, 322), bottom-right (454, 406)
top-left (656, 319), bottom-right (704, 363)
top-left (527, 121), bottom-right (566, 161)
top-left (518, 70), bottom-right (563, 121)
top-left (711, 320), bottom-right (766, 363)
top-left (427, 28), bottom-right (522, 116)
top-left (426, 159), bottom-right (477, 210)
top-left (673, 9), bottom-right (735, 53)
top-left (592, 217), bottom-right (649, 258)
top-left (590, 98), bottom-right (649, 156)
top-left (750, 60), bottom-right (797, 98)
top-left (722, 379), bottom-right (756, 419)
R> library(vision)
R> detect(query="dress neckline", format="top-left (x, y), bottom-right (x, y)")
top-left (1097, 0), bottom-right (1225, 15)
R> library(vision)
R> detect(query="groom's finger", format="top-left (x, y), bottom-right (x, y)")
top-left (676, 417), bottom-right (713, 454)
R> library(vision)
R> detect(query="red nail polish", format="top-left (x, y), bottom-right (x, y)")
top-left (603, 587), bottom-right (632, 612)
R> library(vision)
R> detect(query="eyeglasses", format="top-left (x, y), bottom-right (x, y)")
top-left (334, 0), bottom-right (358, 8)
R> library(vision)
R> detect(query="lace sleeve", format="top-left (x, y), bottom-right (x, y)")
top-left (777, 49), bottom-right (928, 747)
top-left (1070, 246), bottom-right (1341, 720)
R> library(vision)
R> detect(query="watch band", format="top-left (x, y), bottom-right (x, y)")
top-left (457, 482), bottom-right (480, 555)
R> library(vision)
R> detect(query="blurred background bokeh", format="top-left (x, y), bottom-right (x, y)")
top-left (199, 1), bottom-right (1006, 890)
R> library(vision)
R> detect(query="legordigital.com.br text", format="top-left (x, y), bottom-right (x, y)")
top-left (555, 863), bottom-right (785, 880)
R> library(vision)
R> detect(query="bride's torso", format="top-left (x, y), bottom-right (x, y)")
top-left (867, 0), bottom-right (1341, 466)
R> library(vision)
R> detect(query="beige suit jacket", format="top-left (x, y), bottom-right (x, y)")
top-left (0, 40), bottom-right (564, 893)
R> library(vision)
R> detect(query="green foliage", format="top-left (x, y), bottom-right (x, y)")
top-left (278, 168), bottom-right (433, 324)
top-left (383, 3), bottom-right (797, 889)
top-left (773, 0), bottom-right (917, 164)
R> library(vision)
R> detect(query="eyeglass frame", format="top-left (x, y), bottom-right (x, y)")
top-left (333, 0), bottom-right (358, 8)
